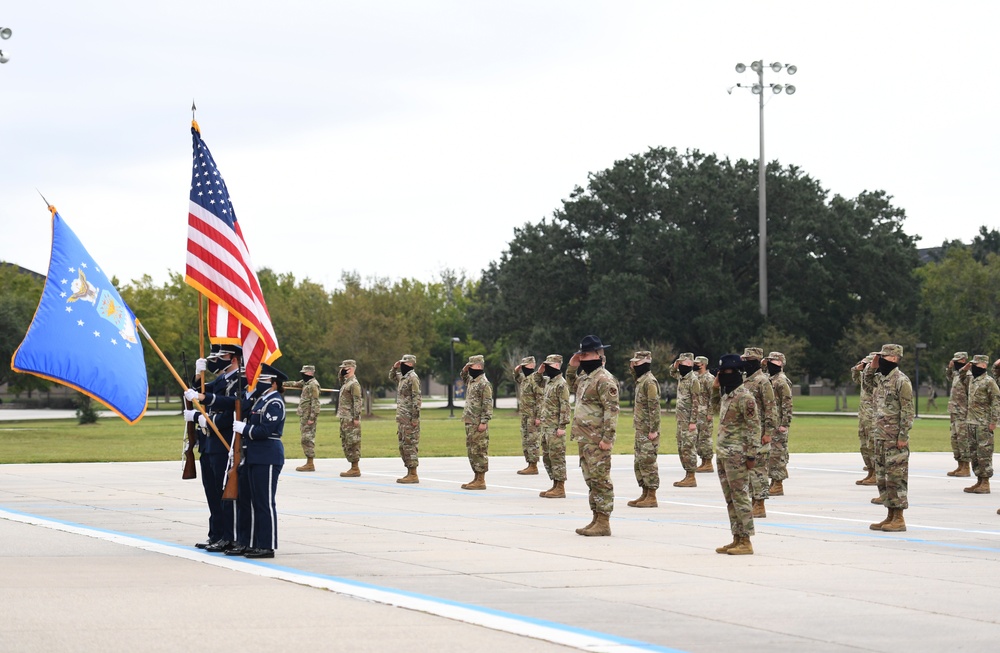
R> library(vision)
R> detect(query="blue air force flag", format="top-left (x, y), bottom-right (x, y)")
top-left (11, 209), bottom-right (148, 423)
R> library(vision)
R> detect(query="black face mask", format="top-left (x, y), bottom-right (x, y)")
top-left (971, 365), bottom-right (987, 378)
top-left (468, 367), bottom-right (484, 379)
top-left (302, 374), bottom-right (314, 383)
top-left (877, 358), bottom-right (897, 375)
top-left (207, 357), bottom-right (228, 373)
top-left (543, 364), bottom-right (561, 379)
top-left (633, 362), bottom-right (651, 377)
top-left (954, 360), bottom-right (965, 371)
top-left (400, 364), bottom-right (413, 376)
top-left (340, 369), bottom-right (349, 378)
top-left (718, 370), bottom-right (743, 393)
top-left (678, 365), bottom-right (693, 377)
top-left (579, 358), bottom-right (603, 374)
top-left (767, 362), bottom-right (782, 376)
top-left (693, 364), bottom-right (702, 372)
top-left (742, 359), bottom-right (760, 375)
top-left (522, 367), bottom-right (534, 376)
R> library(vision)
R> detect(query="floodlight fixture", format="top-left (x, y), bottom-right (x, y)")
top-left (786, 64), bottom-right (797, 75)
top-left (751, 83), bottom-right (762, 94)
top-left (750, 60), bottom-right (762, 72)
top-left (735, 62), bottom-right (746, 73)
top-left (785, 84), bottom-right (796, 95)
top-left (0, 27), bottom-right (11, 40)
top-left (770, 61), bottom-right (783, 73)
top-left (772, 84), bottom-right (783, 94)
top-left (0, 50), bottom-right (8, 64)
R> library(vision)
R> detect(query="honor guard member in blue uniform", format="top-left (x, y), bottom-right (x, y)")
top-left (233, 364), bottom-right (287, 559)
top-left (183, 344), bottom-right (242, 552)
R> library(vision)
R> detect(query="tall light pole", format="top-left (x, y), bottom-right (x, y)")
top-left (0, 26), bottom-right (12, 64)
top-left (730, 60), bottom-right (797, 317)
top-left (449, 337), bottom-right (460, 418)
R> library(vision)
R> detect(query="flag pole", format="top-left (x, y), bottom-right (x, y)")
top-left (198, 294), bottom-right (206, 393)
top-left (135, 318), bottom-right (231, 452)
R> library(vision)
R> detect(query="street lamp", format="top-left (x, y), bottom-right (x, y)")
top-left (449, 337), bottom-right (460, 418)
top-left (0, 26), bottom-right (12, 64)
top-left (914, 342), bottom-right (927, 418)
top-left (730, 60), bottom-right (797, 317)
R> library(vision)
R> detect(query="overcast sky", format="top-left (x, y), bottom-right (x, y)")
top-left (1, 1), bottom-right (996, 291)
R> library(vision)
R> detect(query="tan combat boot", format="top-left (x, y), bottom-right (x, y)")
top-left (575, 512), bottom-right (597, 535)
top-left (857, 470), bottom-right (877, 486)
top-left (769, 480), bottom-right (784, 496)
top-left (296, 457), bottom-right (315, 472)
top-left (397, 467), bottom-right (419, 484)
top-left (727, 535), bottom-right (754, 555)
top-left (869, 508), bottom-right (893, 530)
top-left (340, 462), bottom-right (360, 477)
top-left (881, 508), bottom-right (907, 532)
top-left (715, 536), bottom-right (738, 554)
top-left (462, 471), bottom-right (487, 490)
top-left (673, 472), bottom-right (697, 488)
top-left (956, 461), bottom-right (972, 477)
top-left (971, 478), bottom-right (991, 494)
top-left (627, 487), bottom-right (648, 507)
top-left (540, 480), bottom-right (565, 498)
top-left (695, 458), bottom-right (715, 473)
top-left (517, 462), bottom-right (539, 475)
top-left (752, 499), bottom-right (766, 518)
top-left (579, 512), bottom-right (611, 537)
top-left (964, 478), bottom-right (984, 493)
top-left (871, 495), bottom-right (885, 504)
top-left (635, 488), bottom-right (658, 508)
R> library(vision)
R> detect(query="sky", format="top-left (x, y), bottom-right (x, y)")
top-left (1, 1), bottom-right (997, 291)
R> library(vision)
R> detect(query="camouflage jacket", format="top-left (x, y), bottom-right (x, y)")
top-left (337, 376), bottom-right (363, 420)
top-left (744, 369), bottom-right (778, 438)
top-left (514, 368), bottom-right (544, 421)
top-left (568, 365), bottom-right (620, 445)
top-left (769, 371), bottom-right (794, 428)
top-left (852, 367), bottom-right (876, 423)
top-left (539, 373), bottom-right (570, 431)
top-left (965, 373), bottom-right (1000, 426)
top-left (715, 385), bottom-right (762, 457)
top-left (461, 369), bottom-right (494, 425)
top-left (674, 370), bottom-right (702, 425)
top-left (872, 366), bottom-right (914, 444)
top-left (389, 367), bottom-right (421, 424)
top-left (697, 371), bottom-right (715, 424)
top-left (947, 367), bottom-right (970, 420)
top-left (632, 371), bottom-right (661, 434)
top-left (285, 377), bottom-right (321, 420)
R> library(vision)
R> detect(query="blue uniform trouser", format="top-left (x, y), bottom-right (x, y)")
top-left (248, 463), bottom-right (281, 550)
top-left (234, 464), bottom-right (252, 546)
top-left (201, 452), bottom-right (235, 543)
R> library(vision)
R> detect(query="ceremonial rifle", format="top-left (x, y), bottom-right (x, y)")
top-left (221, 354), bottom-right (245, 502)
top-left (180, 352), bottom-right (198, 480)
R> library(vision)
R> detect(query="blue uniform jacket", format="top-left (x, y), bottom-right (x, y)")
top-left (199, 371), bottom-right (241, 454)
top-left (243, 390), bottom-right (285, 466)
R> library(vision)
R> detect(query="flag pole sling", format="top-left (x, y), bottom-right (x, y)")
top-left (135, 318), bottom-right (231, 452)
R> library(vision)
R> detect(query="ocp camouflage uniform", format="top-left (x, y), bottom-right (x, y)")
top-left (337, 375), bottom-right (363, 463)
top-left (869, 360), bottom-right (914, 510)
top-left (285, 376), bottom-right (321, 458)
top-left (568, 365), bottom-right (620, 515)
top-left (696, 363), bottom-right (715, 462)
top-left (390, 363), bottom-right (421, 469)
top-left (515, 366), bottom-right (544, 465)
top-left (852, 363), bottom-right (877, 470)
top-left (672, 366), bottom-right (702, 473)
top-left (947, 363), bottom-right (972, 464)
top-left (769, 369), bottom-right (794, 482)
top-left (539, 369), bottom-right (571, 482)
top-left (461, 366), bottom-right (493, 474)
top-left (715, 384), bottom-right (761, 538)
top-left (633, 368), bottom-right (661, 491)
top-left (965, 364), bottom-right (1000, 481)
top-left (744, 368), bottom-right (778, 500)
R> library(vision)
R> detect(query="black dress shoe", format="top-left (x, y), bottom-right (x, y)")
top-left (205, 540), bottom-right (233, 552)
top-left (243, 548), bottom-right (274, 559)
top-left (194, 540), bottom-right (211, 549)
top-left (224, 544), bottom-right (248, 556)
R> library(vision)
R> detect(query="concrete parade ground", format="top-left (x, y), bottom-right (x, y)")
top-left (2, 452), bottom-right (999, 653)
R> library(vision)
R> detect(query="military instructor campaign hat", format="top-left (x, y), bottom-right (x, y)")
top-left (300, 365), bottom-right (316, 375)
top-left (576, 335), bottom-right (610, 354)
top-left (543, 354), bottom-right (563, 367)
top-left (467, 354), bottom-right (485, 366)
top-left (630, 350), bottom-right (652, 363)
top-left (973, 354), bottom-right (990, 365)
top-left (339, 359), bottom-right (357, 369)
top-left (741, 347), bottom-right (764, 360)
top-left (953, 351), bottom-right (969, 361)
top-left (879, 344), bottom-right (903, 358)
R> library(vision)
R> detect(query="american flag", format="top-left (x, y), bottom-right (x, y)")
top-left (184, 122), bottom-right (280, 386)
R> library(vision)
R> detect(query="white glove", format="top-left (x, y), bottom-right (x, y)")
top-left (198, 414), bottom-right (208, 429)
top-left (183, 409), bottom-right (196, 422)
top-left (233, 420), bottom-right (247, 434)
top-left (184, 388), bottom-right (200, 402)
top-left (195, 358), bottom-right (207, 374)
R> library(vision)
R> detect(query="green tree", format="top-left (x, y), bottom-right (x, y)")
top-left (0, 263), bottom-right (50, 395)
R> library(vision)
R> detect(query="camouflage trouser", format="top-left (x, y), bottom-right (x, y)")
top-left (750, 442), bottom-right (771, 499)
top-left (858, 419), bottom-right (874, 470)
top-left (968, 424), bottom-right (995, 479)
top-left (541, 427), bottom-right (567, 482)
top-left (299, 417), bottom-right (316, 458)
top-left (874, 439), bottom-right (909, 509)
top-left (717, 448), bottom-right (754, 537)
top-left (339, 417), bottom-right (361, 463)
top-left (633, 431), bottom-right (660, 490)
top-left (578, 440), bottom-right (614, 514)
top-left (696, 419), bottom-right (714, 461)
top-left (951, 416), bottom-right (972, 462)
top-left (675, 419), bottom-right (697, 472)
top-left (397, 421), bottom-right (420, 468)
top-left (769, 429), bottom-right (789, 481)
top-left (520, 415), bottom-right (541, 464)
top-left (465, 423), bottom-right (490, 473)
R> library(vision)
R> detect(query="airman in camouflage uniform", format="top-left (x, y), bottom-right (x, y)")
top-left (567, 335), bottom-right (619, 537)
top-left (670, 352), bottom-right (702, 488)
top-left (627, 351), bottom-right (661, 508)
top-left (962, 354), bottom-right (1000, 494)
top-left (741, 347), bottom-right (778, 518)
top-left (765, 352), bottom-right (793, 496)
top-left (538, 354), bottom-right (571, 498)
top-left (284, 365), bottom-right (321, 472)
top-left (460, 355), bottom-right (493, 490)
top-left (694, 356), bottom-right (715, 473)
top-left (867, 344), bottom-right (913, 532)
top-left (852, 352), bottom-right (879, 485)
top-left (711, 353), bottom-right (761, 556)
top-left (336, 360), bottom-right (363, 477)
top-left (946, 351), bottom-right (972, 477)
top-left (514, 356), bottom-right (544, 475)
top-left (390, 354), bottom-right (422, 484)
